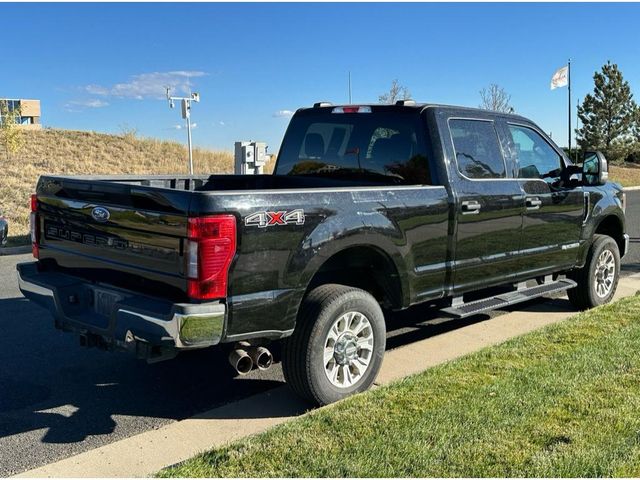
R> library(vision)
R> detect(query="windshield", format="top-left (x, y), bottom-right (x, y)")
top-left (274, 110), bottom-right (431, 185)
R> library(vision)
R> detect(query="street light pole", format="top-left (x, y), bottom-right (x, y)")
top-left (166, 88), bottom-right (200, 175)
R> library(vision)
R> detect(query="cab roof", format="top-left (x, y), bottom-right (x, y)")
top-left (298, 101), bottom-right (531, 123)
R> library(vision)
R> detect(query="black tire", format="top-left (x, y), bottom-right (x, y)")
top-left (282, 284), bottom-right (386, 406)
top-left (567, 234), bottom-right (620, 310)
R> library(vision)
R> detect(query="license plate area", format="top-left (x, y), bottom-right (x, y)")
top-left (93, 288), bottom-right (124, 316)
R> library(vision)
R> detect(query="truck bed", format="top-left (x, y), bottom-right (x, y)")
top-left (56, 173), bottom-right (396, 193)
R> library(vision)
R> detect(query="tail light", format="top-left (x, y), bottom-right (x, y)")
top-left (186, 215), bottom-right (236, 300)
top-left (30, 194), bottom-right (40, 259)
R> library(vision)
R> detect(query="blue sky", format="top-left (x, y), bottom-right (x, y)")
top-left (2, 2), bottom-right (640, 152)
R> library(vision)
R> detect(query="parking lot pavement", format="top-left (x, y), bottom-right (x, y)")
top-left (0, 254), bottom-right (286, 476)
top-left (1, 189), bottom-right (639, 476)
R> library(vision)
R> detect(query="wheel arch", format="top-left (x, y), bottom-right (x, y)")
top-left (304, 244), bottom-right (406, 311)
top-left (594, 214), bottom-right (626, 256)
top-left (298, 243), bottom-right (409, 309)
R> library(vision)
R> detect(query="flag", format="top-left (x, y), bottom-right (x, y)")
top-left (550, 65), bottom-right (569, 90)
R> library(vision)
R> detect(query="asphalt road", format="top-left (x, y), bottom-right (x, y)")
top-left (1, 190), bottom-right (639, 476)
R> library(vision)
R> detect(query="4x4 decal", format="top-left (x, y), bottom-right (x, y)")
top-left (245, 209), bottom-right (305, 228)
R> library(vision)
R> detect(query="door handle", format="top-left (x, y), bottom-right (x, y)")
top-left (526, 197), bottom-right (542, 210)
top-left (461, 200), bottom-right (481, 215)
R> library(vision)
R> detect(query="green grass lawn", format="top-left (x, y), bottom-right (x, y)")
top-left (159, 294), bottom-right (640, 478)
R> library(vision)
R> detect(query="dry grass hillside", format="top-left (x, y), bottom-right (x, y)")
top-left (0, 128), bottom-right (246, 245)
top-left (609, 164), bottom-right (640, 187)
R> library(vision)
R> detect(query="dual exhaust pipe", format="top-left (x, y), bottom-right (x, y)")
top-left (228, 344), bottom-right (273, 375)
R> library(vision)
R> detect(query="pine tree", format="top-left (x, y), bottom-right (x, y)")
top-left (627, 106), bottom-right (640, 163)
top-left (633, 105), bottom-right (640, 142)
top-left (576, 61), bottom-right (636, 163)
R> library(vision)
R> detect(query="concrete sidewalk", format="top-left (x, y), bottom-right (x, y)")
top-left (16, 274), bottom-right (640, 478)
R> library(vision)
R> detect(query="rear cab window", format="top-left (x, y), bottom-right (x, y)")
top-left (275, 108), bottom-right (432, 185)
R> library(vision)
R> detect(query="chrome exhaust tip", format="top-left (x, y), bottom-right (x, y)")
top-left (228, 348), bottom-right (253, 375)
top-left (249, 346), bottom-right (273, 371)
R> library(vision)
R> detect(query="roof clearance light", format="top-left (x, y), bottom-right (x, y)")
top-left (332, 106), bottom-right (372, 114)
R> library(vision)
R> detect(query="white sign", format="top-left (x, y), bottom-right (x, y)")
top-left (550, 65), bottom-right (568, 90)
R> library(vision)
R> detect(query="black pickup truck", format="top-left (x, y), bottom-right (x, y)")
top-left (18, 102), bottom-right (628, 405)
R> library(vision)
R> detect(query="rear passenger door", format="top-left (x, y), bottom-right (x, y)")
top-left (446, 117), bottom-right (525, 292)
top-left (503, 123), bottom-right (584, 275)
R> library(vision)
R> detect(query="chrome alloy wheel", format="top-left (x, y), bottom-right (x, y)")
top-left (323, 311), bottom-right (374, 388)
top-left (594, 249), bottom-right (616, 298)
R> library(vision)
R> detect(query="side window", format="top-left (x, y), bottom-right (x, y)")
top-left (449, 119), bottom-right (506, 179)
top-left (508, 125), bottom-right (562, 182)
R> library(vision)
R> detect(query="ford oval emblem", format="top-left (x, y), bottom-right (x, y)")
top-left (91, 206), bottom-right (110, 223)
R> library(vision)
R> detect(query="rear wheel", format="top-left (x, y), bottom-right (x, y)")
top-left (282, 284), bottom-right (386, 406)
top-left (567, 234), bottom-right (620, 310)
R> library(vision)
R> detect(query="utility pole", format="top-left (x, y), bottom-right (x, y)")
top-left (166, 88), bottom-right (200, 175)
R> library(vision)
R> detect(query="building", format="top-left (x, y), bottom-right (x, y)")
top-left (0, 98), bottom-right (41, 130)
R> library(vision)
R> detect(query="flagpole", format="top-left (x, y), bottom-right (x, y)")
top-left (576, 97), bottom-right (580, 162)
top-left (568, 59), bottom-right (571, 157)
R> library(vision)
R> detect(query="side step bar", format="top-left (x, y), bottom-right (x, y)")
top-left (442, 278), bottom-right (577, 318)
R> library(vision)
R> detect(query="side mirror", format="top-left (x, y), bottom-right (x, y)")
top-left (582, 151), bottom-right (608, 186)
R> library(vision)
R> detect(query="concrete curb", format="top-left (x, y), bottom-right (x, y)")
top-left (623, 186), bottom-right (640, 191)
top-left (0, 245), bottom-right (31, 256)
top-left (14, 274), bottom-right (640, 478)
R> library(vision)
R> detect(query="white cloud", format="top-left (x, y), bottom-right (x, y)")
top-left (191, 122), bottom-right (198, 129)
top-left (218, 121), bottom-right (226, 126)
top-left (85, 71), bottom-right (207, 100)
top-left (172, 124), bottom-right (183, 130)
top-left (87, 99), bottom-right (109, 108)
top-left (64, 99), bottom-right (109, 111)
top-left (85, 85), bottom-right (110, 96)
top-left (273, 109), bottom-right (294, 118)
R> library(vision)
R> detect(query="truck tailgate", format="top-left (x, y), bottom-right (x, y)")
top-left (35, 176), bottom-right (191, 300)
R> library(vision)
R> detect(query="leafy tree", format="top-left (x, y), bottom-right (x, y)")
top-left (0, 100), bottom-right (25, 160)
top-left (576, 61), bottom-right (636, 163)
top-left (379, 80), bottom-right (412, 104)
top-left (479, 84), bottom-right (514, 113)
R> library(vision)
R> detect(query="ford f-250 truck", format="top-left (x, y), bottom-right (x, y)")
top-left (18, 102), bottom-right (628, 405)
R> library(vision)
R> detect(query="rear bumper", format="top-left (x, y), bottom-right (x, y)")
top-left (17, 262), bottom-right (226, 356)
